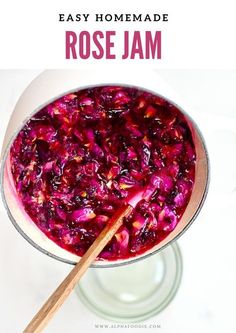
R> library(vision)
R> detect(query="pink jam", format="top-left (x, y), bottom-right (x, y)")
top-left (10, 86), bottom-right (195, 260)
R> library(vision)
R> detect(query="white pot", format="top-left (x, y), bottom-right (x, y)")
top-left (0, 68), bottom-right (209, 267)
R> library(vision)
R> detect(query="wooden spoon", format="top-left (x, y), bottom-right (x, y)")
top-left (23, 204), bottom-right (132, 333)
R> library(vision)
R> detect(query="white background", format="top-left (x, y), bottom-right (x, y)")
top-left (0, 70), bottom-right (236, 333)
top-left (0, 0), bottom-right (236, 68)
top-left (0, 0), bottom-right (236, 332)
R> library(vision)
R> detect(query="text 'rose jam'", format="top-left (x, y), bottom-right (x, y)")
top-left (10, 86), bottom-right (196, 260)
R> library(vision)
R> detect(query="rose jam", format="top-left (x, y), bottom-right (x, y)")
top-left (10, 86), bottom-right (196, 260)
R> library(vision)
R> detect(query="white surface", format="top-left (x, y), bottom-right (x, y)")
top-left (0, 70), bottom-right (236, 333)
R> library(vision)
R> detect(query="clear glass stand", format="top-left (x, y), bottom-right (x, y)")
top-left (75, 242), bottom-right (182, 322)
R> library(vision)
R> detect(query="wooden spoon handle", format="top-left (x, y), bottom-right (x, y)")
top-left (24, 204), bottom-right (132, 333)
